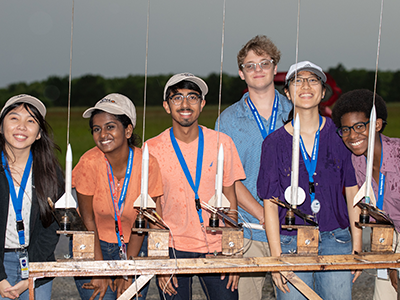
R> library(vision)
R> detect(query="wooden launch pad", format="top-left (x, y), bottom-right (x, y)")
top-left (29, 253), bottom-right (400, 300)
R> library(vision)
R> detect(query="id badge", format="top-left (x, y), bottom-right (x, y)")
top-left (19, 250), bottom-right (29, 279)
top-left (119, 242), bottom-right (127, 260)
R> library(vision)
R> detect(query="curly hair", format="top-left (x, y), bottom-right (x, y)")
top-left (237, 35), bottom-right (281, 69)
top-left (332, 89), bottom-right (387, 133)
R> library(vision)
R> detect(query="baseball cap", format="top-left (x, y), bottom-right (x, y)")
top-left (285, 61), bottom-right (327, 85)
top-left (163, 73), bottom-right (208, 100)
top-left (82, 93), bottom-right (136, 128)
top-left (1, 94), bottom-right (46, 117)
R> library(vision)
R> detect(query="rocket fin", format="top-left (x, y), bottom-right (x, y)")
top-left (55, 193), bottom-right (78, 209)
top-left (353, 182), bottom-right (377, 207)
top-left (134, 194), bottom-right (156, 209)
top-left (208, 193), bottom-right (231, 208)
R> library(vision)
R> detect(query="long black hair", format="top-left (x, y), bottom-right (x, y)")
top-left (89, 109), bottom-right (141, 147)
top-left (0, 102), bottom-right (62, 227)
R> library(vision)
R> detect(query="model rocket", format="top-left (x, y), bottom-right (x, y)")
top-left (134, 143), bottom-right (156, 209)
top-left (209, 144), bottom-right (230, 208)
top-left (353, 105), bottom-right (377, 206)
top-left (285, 114), bottom-right (305, 207)
top-left (55, 144), bottom-right (77, 209)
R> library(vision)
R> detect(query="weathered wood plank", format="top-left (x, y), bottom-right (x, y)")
top-left (29, 253), bottom-right (400, 278)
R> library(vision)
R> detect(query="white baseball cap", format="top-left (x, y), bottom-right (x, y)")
top-left (285, 61), bottom-right (327, 85)
top-left (163, 73), bottom-right (208, 100)
top-left (1, 94), bottom-right (46, 117)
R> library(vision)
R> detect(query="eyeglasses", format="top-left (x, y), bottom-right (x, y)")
top-left (241, 59), bottom-right (274, 73)
top-left (337, 120), bottom-right (370, 137)
top-left (169, 93), bottom-right (201, 106)
top-left (290, 76), bottom-right (321, 86)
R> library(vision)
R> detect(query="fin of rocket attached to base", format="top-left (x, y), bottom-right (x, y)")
top-left (55, 192), bottom-right (78, 209)
top-left (208, 193), bottom-right (231, 208)
top-left (353, 182), bottom-right (377, 207)
top-left (134, 194), bottom-right (156, 209)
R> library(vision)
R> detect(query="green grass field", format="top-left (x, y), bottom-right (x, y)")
top-left (47, 103), bottom-right (400, 168)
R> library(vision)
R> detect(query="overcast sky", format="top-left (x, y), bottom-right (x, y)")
top-left (0, 0), bottom-right (399, 88)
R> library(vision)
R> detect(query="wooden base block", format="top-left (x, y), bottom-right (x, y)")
top-left (371, 226), bottom-right (394, 252)
top-left (221, 230), bottom-right (243, 256)
top-left (148, 230), bottom-right (169, 257)
top-left (72, 231), bottom-right (94, 259)
top-left (281, 225), bottom-right (319, 255)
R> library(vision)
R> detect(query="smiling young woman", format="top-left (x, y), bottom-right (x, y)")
top-left (258, 61), bottom-right (362, 300)
top-left (71, 93), bottom-right (163, 300)
top-left (0, 94), bottom-right (64, 300)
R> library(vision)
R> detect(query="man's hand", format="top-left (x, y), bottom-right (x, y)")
top-left (271, 272), bottom-right (290, 294)
top-left (221, 273), bottom-right (239, 291)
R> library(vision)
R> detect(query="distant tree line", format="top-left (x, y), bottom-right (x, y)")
top-left (0, 64), bottom-right (399, 107)
top-left (0, 73), bottom-right (247, 108)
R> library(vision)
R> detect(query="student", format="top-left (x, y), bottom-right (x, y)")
top-left (147, 73), bottom-right (245, 300)
top-left (332, 89), bottom-right (400, 300)
top-left (216, 35), bottom-right (292, 299)
top-left (258, 62), bottom-right (362, 300)
top-left (0, 94), bottom-right (64, 300)
top-left (72, 93), bottom-right (163, 300)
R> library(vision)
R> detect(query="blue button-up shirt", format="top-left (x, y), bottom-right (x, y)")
top-left (216, 90), bottom-right (292, 241)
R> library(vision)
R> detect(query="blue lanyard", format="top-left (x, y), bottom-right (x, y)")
top-left (298, 116), bottom-right (322, 204)
top-left (105, 147), bottom-right (134, 247)
top-left (247, 90), bottom-right (279, 139)
top-left (170, 126), bottom-right (204, 224)
top-left (2, 151), bottom-right (33, 247)
top-left (366, 135), bottom-right (385, 210)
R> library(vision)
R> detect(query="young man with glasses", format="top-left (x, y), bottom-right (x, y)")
top-left (146, 73), bottom-right (245, 300)
top-left (215, 35), bottom-right (292, 300)
top-left (332, 89), bottom-right (400, 300)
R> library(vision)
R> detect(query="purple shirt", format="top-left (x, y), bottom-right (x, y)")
top-left (351, 134), bottom-right (400, 232)
top-left (257, 117), bottom-right (357, 235)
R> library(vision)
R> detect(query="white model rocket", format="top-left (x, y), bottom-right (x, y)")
top-left (208, 144), bottom-right (230, 208)
top-left (55, 144), bottom-right (77, 209)
top-left (134, 143), bottom-right (156, 209)
top-left (353, 105), bottom-right (377, 206)
top-left (285, 114), bottom-right (305, 207)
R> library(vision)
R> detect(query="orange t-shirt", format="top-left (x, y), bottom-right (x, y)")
top-left (146, 126), bottom-right (245, 253)
top-left (72, 146), bottom-right (163, 243)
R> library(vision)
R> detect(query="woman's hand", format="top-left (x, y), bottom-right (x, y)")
top-left (115, 276), bottom-right (143, 298)
top-left (0, 279), bottom-right (19, 299)
top-left (157, 274), bottom-right (178, 296)
top-left (4, 279), bottom-right (29, 298)
top-left (271, 271), bottom-right (290, 294)
top-left (82, 277), bottom-right (114, 300)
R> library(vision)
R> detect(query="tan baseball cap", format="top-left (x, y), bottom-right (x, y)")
top-left (82, 93), bottom-right (136, 128)
top-left (1, 94), bottom-right (46, 117)
top-left (163, 73), bottom-right (208, 100)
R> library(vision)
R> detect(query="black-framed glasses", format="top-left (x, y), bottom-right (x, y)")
top-left (337, 120), bottom-right (370, 137)
top-left (241, 59), bottom-right (274, 73)
top-left (169, 93), bottom-right (201, 106)
top-left (290, 76), bottom-right (321, 86)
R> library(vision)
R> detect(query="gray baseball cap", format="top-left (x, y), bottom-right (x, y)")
top-left (83, 93), bottom-right (136, 128)
top-left (285, 61), bottom-right (327, 85)
top-left (163, 73), bottom-right (208, 100)
top-left (1, 94), bottom-right (46, 117)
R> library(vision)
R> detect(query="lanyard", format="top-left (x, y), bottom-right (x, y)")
top-left (170, 126), bottom-right (204, 224)
top-left (247, 90), bottom-right (279, 139)
top-left (2, 151), bottom-right (33, 247)
top-left (105, 147), bottom-right (134, 247)
top-left (298, 115), bottom-right (322, 205)
top-left (366, 135), bottom-right (385, 210)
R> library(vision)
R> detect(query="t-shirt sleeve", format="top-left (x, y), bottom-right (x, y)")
top-left (148, 154), bottom-right (164, 199)
top-left (342, 144), bottom-right (357, 187)
top-left (257, 135), bottom-right (280, 200)
top-left (72, 152), bottom-right (97, 196)
top-left (222, 134), bottom-right (246, 187)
